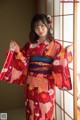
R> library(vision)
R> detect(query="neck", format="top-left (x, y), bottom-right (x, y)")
top-left (39, 36), bottom-right (47, 42)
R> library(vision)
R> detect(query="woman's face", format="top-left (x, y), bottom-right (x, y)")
top-left (34, 20), bottom-right (48, 40)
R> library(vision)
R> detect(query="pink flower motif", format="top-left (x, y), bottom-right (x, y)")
top-left (59, 58), bottom-right (67, 67)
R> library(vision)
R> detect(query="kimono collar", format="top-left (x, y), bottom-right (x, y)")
top-left (37, 39), bottom-right (49, 45)
top-left (30, 39), bottom-right (50, 49)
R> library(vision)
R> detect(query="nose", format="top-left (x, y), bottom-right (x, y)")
top-left (38, 26), bottom-right (43, 32)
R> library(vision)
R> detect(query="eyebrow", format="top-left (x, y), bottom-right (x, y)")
top-left (35, 23), bottom-right (44, 27)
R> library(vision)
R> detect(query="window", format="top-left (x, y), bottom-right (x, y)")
top-left (34, 0), bottom-right (79, 119)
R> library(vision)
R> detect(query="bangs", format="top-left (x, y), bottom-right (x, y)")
top-left (31, 16), bottom-right (48, 29)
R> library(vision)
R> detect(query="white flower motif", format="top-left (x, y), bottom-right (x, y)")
top-left (10, 45), bottom-right (16, 51)
top-left (35, 113), bottom-right (40, 117)
top-left (60, 58), bottom-right (67, 67)
top-left (53, 60), bottom-right (60, 65)
top-left (48, 89), bottom-right (54, 96)
top-left (44, 40), bottom-right (49, 45)
top-left (10, 68), bottom-right (22, 83)
top-left (1, 68), bottom-right (8, 73)
top-left (22, 59), bottom-right (27, 66)
top-left (25, 101), bottom-right (27, 106)
top-left (35, 102), bottom-right (38, 105)
top-left (27, 110), bottom-right (30, 113)
top-left (9, 66), bottom-right (12, 69)
top-left (62, 87), bottom-right (67, 91)
top-left (66, 45), bottom-right (73, 52)
top-left (47, 15), bottom-right (51, 19)
top-left (5, 76), bottom-right (9, 80)
top-left (30, 44), bottom-right (37, 48)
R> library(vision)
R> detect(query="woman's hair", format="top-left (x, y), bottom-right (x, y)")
top-left (29, 13), bottom-right (53, 43)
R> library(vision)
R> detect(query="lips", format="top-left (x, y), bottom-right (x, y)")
top-left (39, 32), bottom-right (43, 34)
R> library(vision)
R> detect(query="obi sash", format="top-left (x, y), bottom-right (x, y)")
top-left (28, 56), bottom-right (53, 74)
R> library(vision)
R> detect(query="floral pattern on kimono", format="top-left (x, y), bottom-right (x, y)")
top-left (0, 39), bottom-right (72, 120)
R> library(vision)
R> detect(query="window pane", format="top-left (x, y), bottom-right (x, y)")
top-left (65, 114), bottom-right (73, 120)
top-left (69, 69), bottom-right (73, 95)
top-left (61, 111), bottom-right (65, 120)
top-left (77, 74), bottom-right (80, 96)
top-left (65, 92), bottom-right (73, 118)
top-left (77, 3), bottom-right (80, 73)
top-left (56, 87), bottom-right (61, 106)
top-left (56, 105), bottom-right (62, 120)
top-left (64, 16), bottom-right (73, 42)
top-left (54, 0), bottom-right (61, 15)
top-left (64, 3), bottom-right (73, 14)
top-left (54, 17), bottom-right (61, 39)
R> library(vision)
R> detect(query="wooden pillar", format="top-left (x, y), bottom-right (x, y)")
top-left (73, 0), bottom-right (78, 120)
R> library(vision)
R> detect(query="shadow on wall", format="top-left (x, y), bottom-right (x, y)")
top-left (0, 0), bottom-right (34, 119)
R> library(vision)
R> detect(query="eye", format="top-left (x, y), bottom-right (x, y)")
top-left (41, 24), bottom-right (45, 27)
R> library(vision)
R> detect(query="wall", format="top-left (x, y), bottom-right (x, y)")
top-left (0, 0), bottom-right (34, 119)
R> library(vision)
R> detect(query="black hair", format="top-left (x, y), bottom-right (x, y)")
top-left (29, 13), bottom-right (53, 43)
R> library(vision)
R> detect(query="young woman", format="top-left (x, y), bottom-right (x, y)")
top-left (0, 13), bottom-right (72, 120)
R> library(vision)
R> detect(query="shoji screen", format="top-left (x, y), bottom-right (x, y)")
top-left (54, 0), bottom-right (74, 120)
top-left (34, 0), bottom-right (78, 120)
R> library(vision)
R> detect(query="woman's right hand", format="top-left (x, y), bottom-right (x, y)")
top-left (10, 40), bottom-right (20, 53)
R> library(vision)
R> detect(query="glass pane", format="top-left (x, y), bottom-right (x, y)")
top-left (77, 2), bottom-right (80, 74)
top-left (64, 16), bottom-right (73, 42)
top-left (77, 73), bottom-right (80, 110)
top-left (62, 111), bottom-right (65, 120)
top-left (69, 69), bottom-right (73, 94)
top-left (54, 0), bottom-right (61, 15)
top-left (64, 2), bottom-right (73, 14)
top-left (54, 17), bottom-right (61, 39)
top-left (64, 42), bottom-right (72, 47)
top-left (77, 3), bottom-right (80, 118)
top-left (56, 87), bottom-right (61, 106)
top-left (60, 16), bottom-right (62, 40)
top-left (56, 105), bottom-right (62, 120)
top-left (65, 92), bottom-right (73, 118)
top-left (65, 114), bottom-right (73, 120)
top-left (77, 74), bottom-right (80, 96)
top-left (60, 91), bottom-right (64, 109)
top-left (47, 0), bottom-right (53, 15)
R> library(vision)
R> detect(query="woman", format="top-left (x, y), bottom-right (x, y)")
top-left (0, 13), bottom-right (72, 120)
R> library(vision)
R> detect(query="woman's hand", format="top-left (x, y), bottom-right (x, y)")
top-left (10, 40), bottom-right (26, 61)
top-left (10, 40), bottom-right (20, 53)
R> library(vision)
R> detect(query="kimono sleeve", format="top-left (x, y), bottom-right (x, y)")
top-left (0, 42), bottom-right (30, 85)
top-left (52, 44), bottom-right (72, 90)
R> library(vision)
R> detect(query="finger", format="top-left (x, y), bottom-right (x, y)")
top-left (14, 41), bottom-right (18, 46)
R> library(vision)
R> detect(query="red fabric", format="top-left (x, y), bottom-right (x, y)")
top-left (0, 39), bottom-right (72, 120)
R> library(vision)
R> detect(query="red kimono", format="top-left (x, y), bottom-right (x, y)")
top-left (0, 39), bottom-right (72, 120)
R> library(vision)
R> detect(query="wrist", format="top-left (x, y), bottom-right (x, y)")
top-left (18, 51), bottom-right (23, 57)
